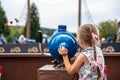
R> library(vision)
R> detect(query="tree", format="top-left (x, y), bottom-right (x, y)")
top-left (24, 2), bottom-right (41, 42)
top-left (98, 19), bottom-right (118, 40)
top-left (0, 1), bottom-right (10, 37)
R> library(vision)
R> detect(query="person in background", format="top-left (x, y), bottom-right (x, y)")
top-left (58, 24), bottom-right (105, 80)
top-left (106, 36), bottom-right (113, 43)
top-left (43, 34), bottom-right (48, 43)
top-left (0, 33), bottom-right (7, 44)
top-left (101, 37), bottom-right (107, 44)
top-left (18, 35), bottom-right (26, 44)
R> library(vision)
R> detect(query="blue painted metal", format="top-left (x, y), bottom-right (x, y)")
top-left (48, 25), bottom-right (78, 60)
top-left (14, 38), bottom-right (36, 44)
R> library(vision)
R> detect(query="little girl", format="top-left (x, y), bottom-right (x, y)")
top-left (58, 24), bottom-right (105, 80)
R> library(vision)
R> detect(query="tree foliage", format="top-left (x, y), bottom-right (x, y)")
top-left (30, 2), bottom-right (41, 42)
top-left (98, 20), bottom-right (118, 40)
top-left (24, 2), bottom-right (41, 42)
top-left (0, 1), bottom-right (10, 37)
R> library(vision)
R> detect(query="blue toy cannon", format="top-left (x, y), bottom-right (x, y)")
top-left (48, 25), bottom-right (78, 60)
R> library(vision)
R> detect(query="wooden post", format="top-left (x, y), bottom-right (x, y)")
top-left (26, 0), bottom-right (30, 38)
top-left (78, 0), bottom-right (81, 27)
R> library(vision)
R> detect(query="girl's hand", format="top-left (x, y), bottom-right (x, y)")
top-left (58, 46), bottom-right (68, 56)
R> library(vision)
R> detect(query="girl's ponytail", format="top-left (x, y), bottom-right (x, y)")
top-left (91, 32), bottom-right (101, 79)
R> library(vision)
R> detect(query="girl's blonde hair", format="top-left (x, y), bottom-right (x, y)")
top-left (77, 24), bottom-right (99, 46)
top-left (77, 24), bottom-right (101, 79)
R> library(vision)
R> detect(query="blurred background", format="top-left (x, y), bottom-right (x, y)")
top-left (0, 0), bottom-right (120, 43)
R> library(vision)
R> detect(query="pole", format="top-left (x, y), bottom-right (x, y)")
top-left (26, 0), bottom-right (30, 38)
top-left (78, 0), bottom-right (81, 27)
top-left (0, 0), bottom-right (1, 8)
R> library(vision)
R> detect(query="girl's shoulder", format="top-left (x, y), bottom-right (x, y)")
top-left (96, 47), bottom-right (103, 55)
top-left (96, 47), bottom-right (102, 51)
top-left (82, 47), bottom-right (94, 57)
top-left (75, 47), bottom-right (103, 59)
